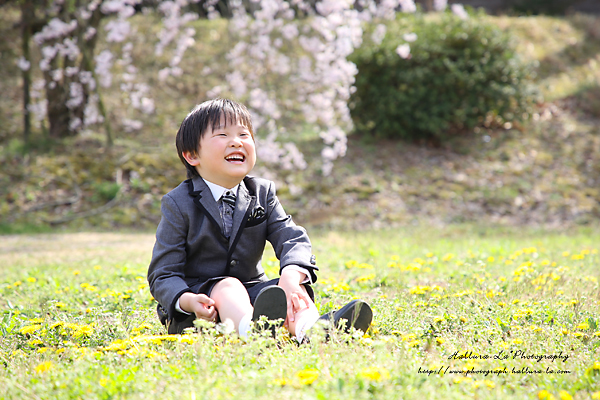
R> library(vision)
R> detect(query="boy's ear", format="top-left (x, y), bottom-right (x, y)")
top-left (182, 151), bottom-right (200, 166)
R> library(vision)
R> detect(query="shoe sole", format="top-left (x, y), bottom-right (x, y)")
top-left (332, 299), bottom-right (373, 334)
top-left (252, 286), bottom-right (287, 330)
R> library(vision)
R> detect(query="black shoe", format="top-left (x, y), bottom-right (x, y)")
top-left (319, 299), bottom-right (373, 334)
top-left (252, 285), bottom-right (287, 336)
top-left (166, 312), bottom-right (196, 335)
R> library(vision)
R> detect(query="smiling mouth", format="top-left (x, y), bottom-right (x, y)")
top-left (225, 153), bottom-right (245, 163)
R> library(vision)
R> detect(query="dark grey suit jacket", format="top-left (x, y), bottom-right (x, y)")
top-left (147, 175), bottom-right (317, 319)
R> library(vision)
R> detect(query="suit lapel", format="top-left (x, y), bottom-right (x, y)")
top-left (188, 177), bottom-right (224, 234)
top-left (229, 180), bottom-right (254, 247)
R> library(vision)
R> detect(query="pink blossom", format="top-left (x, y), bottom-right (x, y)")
top-left (403, 32), bottom-right (417, 42)
top-left (396, 43), bottom-right (411, 59)
top-left (33, 18), bottom-right (77, 46)
top-left (122, 118), bottom-right (143, 132)
top-left (105, 20), bottom-right (131, 42)
top-left (66, 82), bottom-right (84, 109)
top-left (451, 4), bottom-right (469, 20)
top-left (399, 0), bottom-right (417, 13)
top-left (434, 0), bottom-right (447, 11)
top-left (95, 50), bottom-right (114, 88)
top-left (371, 24), bottom-right (387, 45)
top-left (16, 57), bottom-right (31, 71)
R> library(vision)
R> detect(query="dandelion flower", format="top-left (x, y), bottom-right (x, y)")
top-left (483, 380), bottom-right (495, 389)
top-left (20, 325), bottom-right (42, 335)
top-left (296, 368), bottom-right (319, 385)
top-left (270, 378), bottom-right (288, 386)
top-left (361, 367), bottom-right (390, 381)
top-left (558, 390), bottom-right (573, 400)
top-left (34, 361), bottom-right (53, 374)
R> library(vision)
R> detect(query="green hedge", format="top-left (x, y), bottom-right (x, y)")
top-left (350, 11), bottom-right (540, 141)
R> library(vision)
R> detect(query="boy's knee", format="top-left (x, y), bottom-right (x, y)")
top-left (213, 277), bottom-right (245, 293)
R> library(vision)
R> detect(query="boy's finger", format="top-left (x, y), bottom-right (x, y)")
top-left (198, 294), bottom-right (215, 306)
top-left (287, 297), bottom-right (295, 322)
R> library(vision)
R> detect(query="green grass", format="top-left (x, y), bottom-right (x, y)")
top-left (1, 227), bottom-right (599, 399)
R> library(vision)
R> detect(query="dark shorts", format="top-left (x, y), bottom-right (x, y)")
top-left (159, 277), bottom-right (314, 334)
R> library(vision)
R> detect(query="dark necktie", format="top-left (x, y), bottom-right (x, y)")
top-left (222, 191), bottom-right (236, 208)
top-left (220, 190), bottom-right (236, 238)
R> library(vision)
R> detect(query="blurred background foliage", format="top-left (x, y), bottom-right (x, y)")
top-left (1, 3), bottom-right (600, 233)
top-left (351, 10), bottom-right (540, 141)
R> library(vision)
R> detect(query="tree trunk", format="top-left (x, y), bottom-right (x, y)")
top-left (20, 0), bottom-right (34, 143)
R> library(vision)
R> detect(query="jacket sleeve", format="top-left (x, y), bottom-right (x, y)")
top-left (147, 193), bottom-right (193, 319)
top-left (264, 181), bottom-right (318, 283)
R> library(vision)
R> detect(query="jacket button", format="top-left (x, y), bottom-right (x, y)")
top-left (230, 260), bottom-right (238, 267)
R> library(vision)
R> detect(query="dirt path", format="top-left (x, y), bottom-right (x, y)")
top-left (0, 232), bottom-right (156, 270)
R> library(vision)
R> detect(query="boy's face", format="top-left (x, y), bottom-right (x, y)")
top-left (184, 118), bottom-right (256, 189)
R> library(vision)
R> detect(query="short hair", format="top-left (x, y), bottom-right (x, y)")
top-left (176, 98), bottom-right (254, 179)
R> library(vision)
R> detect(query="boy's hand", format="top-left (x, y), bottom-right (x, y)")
top-left (179, 292), bottom-right (217, 322)
top-left (278, 269), bottom-right (312, 324)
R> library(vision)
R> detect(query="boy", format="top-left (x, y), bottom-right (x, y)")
top-left (147, 98), bottom-right (372, 340)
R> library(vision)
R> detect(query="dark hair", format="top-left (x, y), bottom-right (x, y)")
top-left (176, 98), bottom-right (254, 179)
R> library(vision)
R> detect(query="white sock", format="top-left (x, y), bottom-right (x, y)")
top-left (237, 312), bottom-right (253, 338)
top-left (294, 307), bottom-right (320, 342)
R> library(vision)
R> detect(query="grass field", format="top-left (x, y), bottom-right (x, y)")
top-left (1, 226), bottom-right (599, 399)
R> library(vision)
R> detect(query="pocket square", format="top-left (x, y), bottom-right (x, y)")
top-left (247, 205), bottom-right (266, 222)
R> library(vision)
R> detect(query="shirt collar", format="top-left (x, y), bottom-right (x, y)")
top-left (202, 178), bottom-right (239, 202)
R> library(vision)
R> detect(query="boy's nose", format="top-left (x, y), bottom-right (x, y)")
top-left (229, 137), bottom-right (243, 147)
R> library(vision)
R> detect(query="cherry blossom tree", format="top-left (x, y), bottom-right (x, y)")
top-left (17, 0), bottom-right (465, 172)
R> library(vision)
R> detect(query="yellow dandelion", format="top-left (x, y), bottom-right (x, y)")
top-left (442, 253), bottom-right (454, 262)
top-left (592, 392), bottom-right (600, 400)
top-left (55, 302), bottom-right (67, 309)
top-left (576, 323), bottom-right (589, 330)
top-left (296, 368), bottom-right (319, 385)
top-left (270, 378), bottom-right (288, 386)
top-left (436, 337), bottom-right (445, 345)
top-left (361, 367), bottom-right (390, 382)
top-left (73, 270), bottom-right (81, 275)
top-left (483, 380), bottom-right (495, 389)
top-left (356, 274), bottom-right (376, 283)
top-left (558, 390), bottom-right (573, 400)
top-left (34, 361), bottom-right (53, 374)
top-left (20, 325), bottom-right (42, 335)
top-left (27, 277), bottom-right (36, 283)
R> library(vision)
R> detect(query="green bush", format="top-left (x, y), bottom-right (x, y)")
top-left (508, 0), bottom-right (574, 16)
top-left (350, 11), bottom-right (540, 142)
